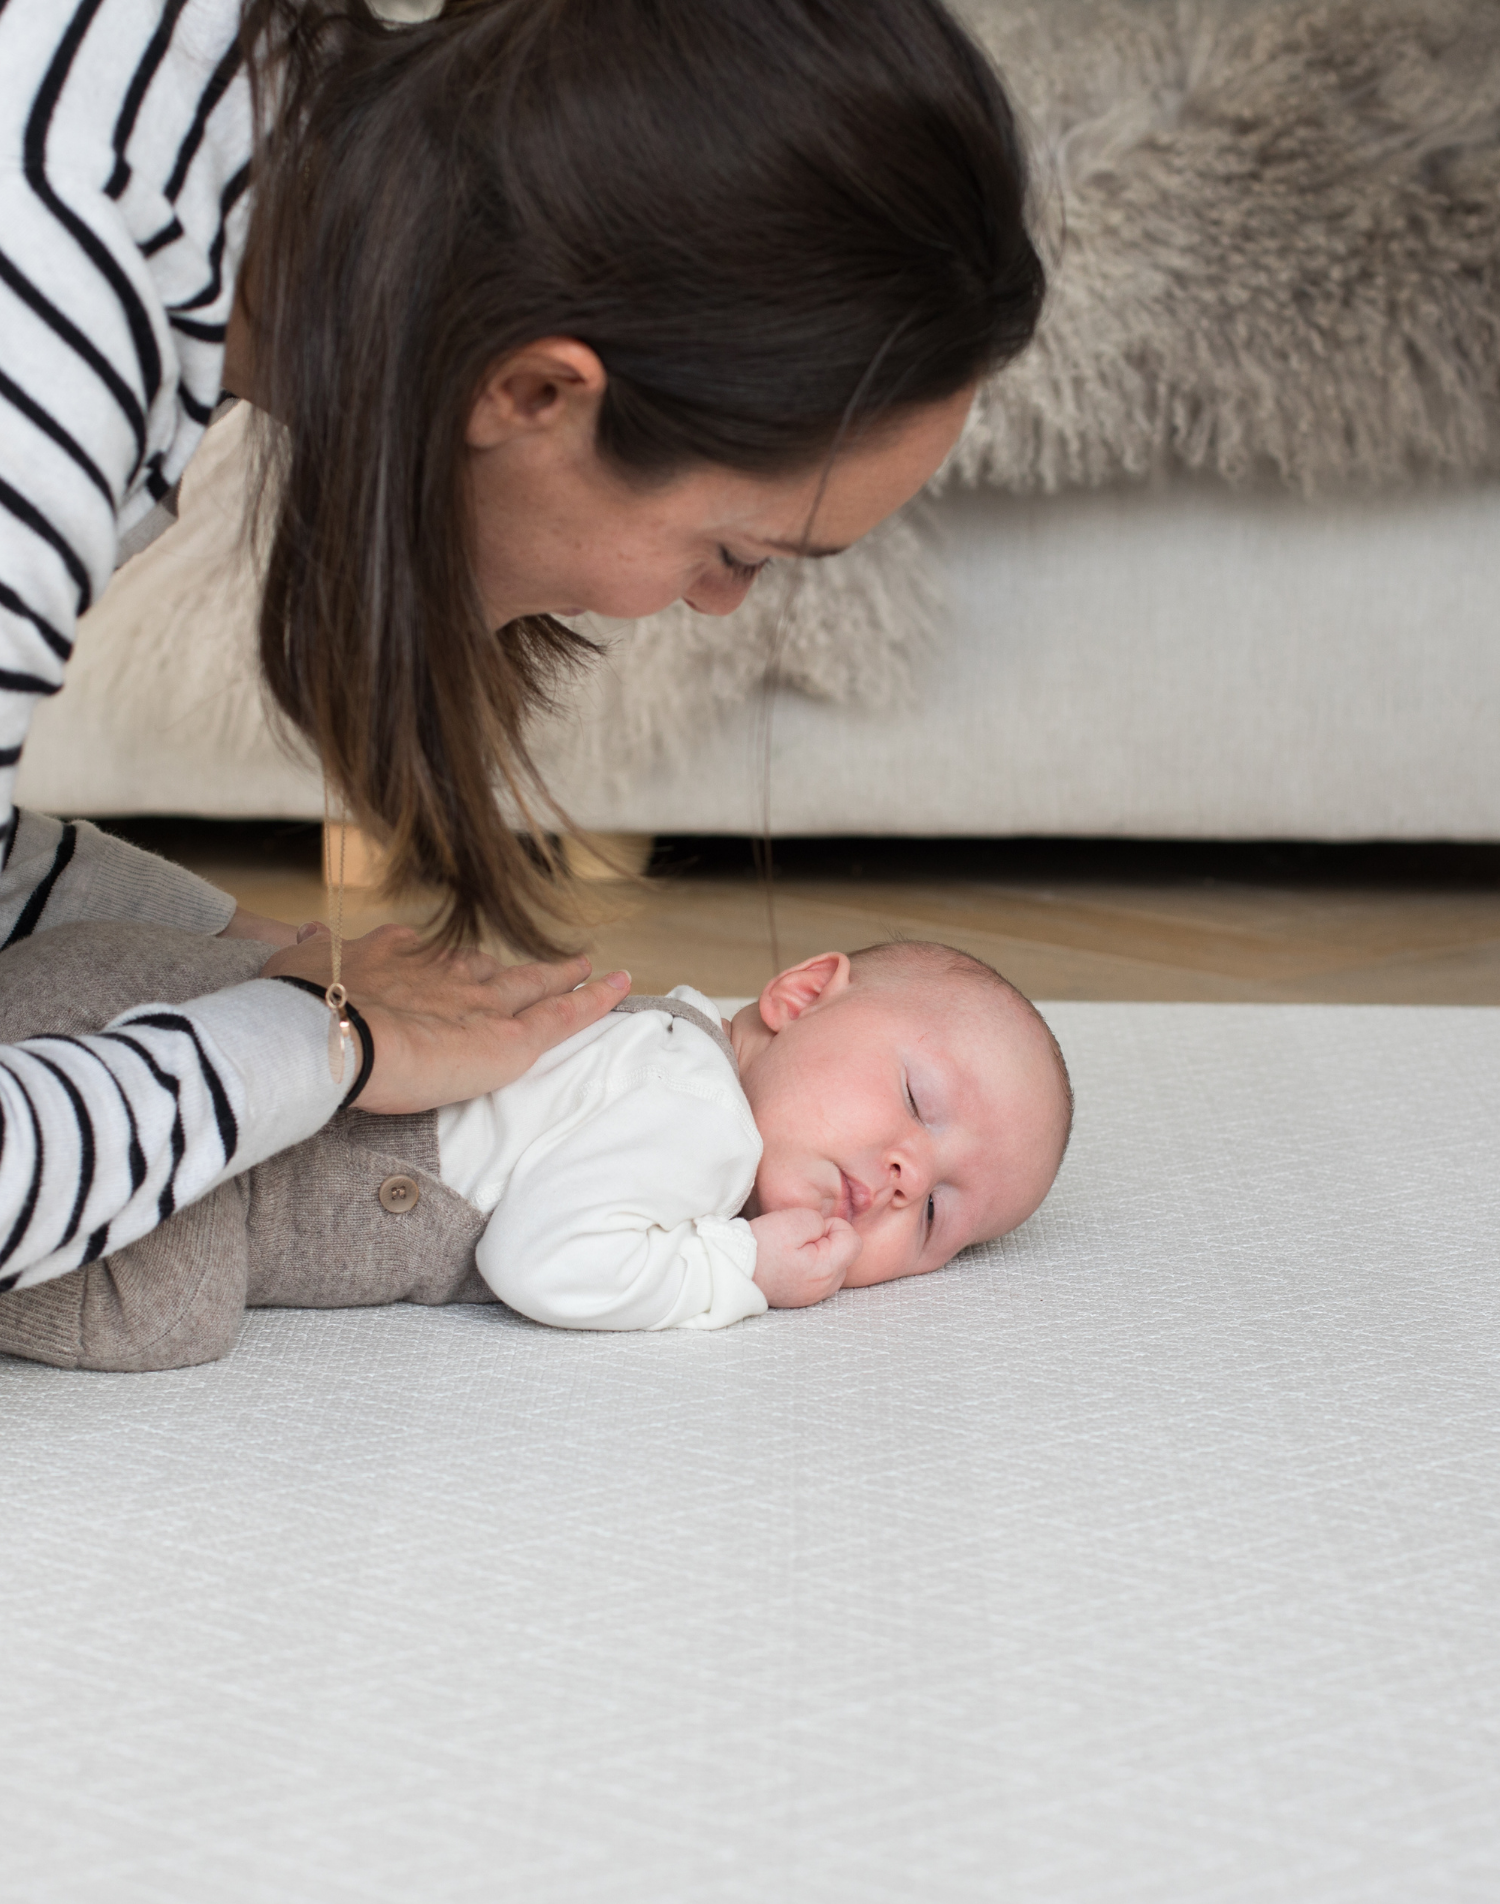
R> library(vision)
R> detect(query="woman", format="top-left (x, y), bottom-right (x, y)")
top-left (0, 0), bottom-right (1044, 1294)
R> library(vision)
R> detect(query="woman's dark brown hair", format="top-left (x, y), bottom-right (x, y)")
top-left (239, 0), bottom-right (1045, 952)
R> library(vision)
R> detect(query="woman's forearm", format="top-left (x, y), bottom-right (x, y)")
top-left (0, 978), bottom-right (344, 1293)
top-left (0, 811), bottom-right (235, 945)
top-left (0, 815), bottom-right (331, 1292)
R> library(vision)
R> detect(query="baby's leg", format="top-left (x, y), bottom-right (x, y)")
top-left (0, 1181), bottom-right (250, 1371)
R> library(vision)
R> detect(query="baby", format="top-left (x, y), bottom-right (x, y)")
top-left (0, 923), bottom-right (1071, 1367)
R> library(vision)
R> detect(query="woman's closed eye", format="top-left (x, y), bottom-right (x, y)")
top-left (719, 546), bottom-right (769, 583)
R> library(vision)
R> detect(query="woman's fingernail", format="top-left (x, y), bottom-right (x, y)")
top-left (606, 970), bottom-right (631, 991)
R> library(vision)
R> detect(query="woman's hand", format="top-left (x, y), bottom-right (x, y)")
top-left (219, 905), bottom-right (300, 948)
top-left (749, 1208), bottom-right (861, 1308)
top-left (261, 923), bottom-right (630, 1113)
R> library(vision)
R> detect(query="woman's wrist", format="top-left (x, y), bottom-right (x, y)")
top-left (267, 972), bottom-right (375, 1107)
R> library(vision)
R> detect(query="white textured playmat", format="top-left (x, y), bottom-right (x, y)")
top-left (4, 1002), bottom-right (1498, 1903)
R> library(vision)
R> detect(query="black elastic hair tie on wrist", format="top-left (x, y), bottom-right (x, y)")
top-left (269, 973), bottom-right (375, 1109)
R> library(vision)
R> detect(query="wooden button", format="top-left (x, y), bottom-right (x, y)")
top-left (378, 1174), bottom-right (420, 1214)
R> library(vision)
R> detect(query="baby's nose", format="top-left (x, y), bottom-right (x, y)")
top-left (889, 1148), bottom-right (934, 1205)
top-left (890, 1142), bottom-right (936, 1188)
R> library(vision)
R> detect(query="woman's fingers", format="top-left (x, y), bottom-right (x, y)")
top-left (218, 904), bottom-right (300, 948)
top-left (510, 968), bottom-right (631, 1057)
top-left (354, 975), bottom-right (626, 1113)
top-left (475, 950), bottom-right (592, 1004)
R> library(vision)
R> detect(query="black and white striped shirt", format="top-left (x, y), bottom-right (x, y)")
top-left (0, 0), bottom-right (344, 1292)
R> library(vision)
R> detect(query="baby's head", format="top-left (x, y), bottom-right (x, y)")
top-left (730, 941), bottom-right (1071, 1289)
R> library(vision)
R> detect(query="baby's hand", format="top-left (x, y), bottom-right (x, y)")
top-left (749, 1209), bottom-right (862, 1309)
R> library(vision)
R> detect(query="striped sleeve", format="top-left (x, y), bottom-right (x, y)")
top-left (0, 0), bottom-right (253, 839)
top-left (0, 0), bottom-right (350, 1291)
top-left (1, 810), bottom-right (237, 943)
top-left (0, 978), bottom-right (348, 1292)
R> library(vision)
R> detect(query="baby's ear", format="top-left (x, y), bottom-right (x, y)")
top-left (758, 950), bottom-right (850, 1031)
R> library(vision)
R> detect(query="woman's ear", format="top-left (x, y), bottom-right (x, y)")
top-left (757, 951), bottom-right (851, 1031)
top-left (466, 338), bottom-right (608, 449)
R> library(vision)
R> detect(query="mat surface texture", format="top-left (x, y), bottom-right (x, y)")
top-left (3, 1004), bottom-right (1497, 1902)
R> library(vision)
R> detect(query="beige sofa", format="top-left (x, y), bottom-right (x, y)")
top-left (547, 478), bottom-right (1500, 843)
top-left (19, 468), bottom-right (1500, 843)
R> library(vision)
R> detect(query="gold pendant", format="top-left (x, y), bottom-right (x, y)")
top-left (326, 981), bottom-right (350, 1085)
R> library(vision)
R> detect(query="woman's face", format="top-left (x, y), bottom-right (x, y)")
top-left (464, 340), bottom-right (974, 625)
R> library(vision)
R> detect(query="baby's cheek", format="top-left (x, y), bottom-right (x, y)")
top-left (847, 1252), bottom-right (949, 1288)
top-left (839, 1228), bottom-right (908, 1288)
top-left (739, 1165), bottom-right (783, 1222)
top-left (749, 1154), bottom-right (798, 1214)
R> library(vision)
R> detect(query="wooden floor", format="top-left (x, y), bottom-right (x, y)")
top-left (103, 821), bottom-right (1500, 1006)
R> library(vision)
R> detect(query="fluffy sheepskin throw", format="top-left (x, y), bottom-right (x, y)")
top-left (956, 0), bottom-right (1500, 496)
top-left (73, 0), bottom-right (1500, 786)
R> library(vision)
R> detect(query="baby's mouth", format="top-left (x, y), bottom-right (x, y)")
top-left (837, 1170), bottom-right (873, 1221)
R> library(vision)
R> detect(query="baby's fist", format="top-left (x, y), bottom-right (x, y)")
top-left (750, 1208), bottom-right (862, 1309)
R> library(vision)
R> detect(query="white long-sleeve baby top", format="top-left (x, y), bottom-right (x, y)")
top-left (436, 989), bottom-right (767, 1332)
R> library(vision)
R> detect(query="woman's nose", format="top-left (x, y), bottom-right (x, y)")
top-left (683, 569), bottom-right (758, 616)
